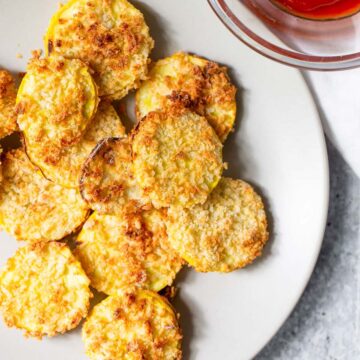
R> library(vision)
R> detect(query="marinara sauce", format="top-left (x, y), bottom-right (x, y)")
top-left (271, 0), bottom-right (360, 20)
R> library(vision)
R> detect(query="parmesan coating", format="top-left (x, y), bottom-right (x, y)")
top-left (25, 102), bottom-right (125, 188)
top-left (0, 149), bottom-right (89, 242)
top-left (0, 70), bottom-right (18, 139)
top-left (136, 52), bottom-right (237, 142)
top-left (83, 289), bottom-right (182, 360)
top-left (132, 107), bottom-right (223, 209)
top-left (16, 57), bottom-right (98, 156)
top-left (80, 137), bottom-right (147, 214)
top-left (0, 242), bottom-right (92, 339)
top-left (166, 178), bottom-right (269, 272)
top-left (45, 0), bottom-right (154, 100)
top-left (75, 209), bottom-right (184, 295)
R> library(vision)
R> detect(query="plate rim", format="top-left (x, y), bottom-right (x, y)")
top-left (252, 71), bottom-right (330, 358)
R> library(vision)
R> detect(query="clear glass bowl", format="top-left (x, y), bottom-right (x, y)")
top-left (208, 0), bottom-right (360, 70)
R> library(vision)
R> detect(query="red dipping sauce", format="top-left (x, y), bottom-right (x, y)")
top-left (271, 0), bottom-right (360, 20)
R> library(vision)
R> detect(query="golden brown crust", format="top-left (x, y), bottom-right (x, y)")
top-left (0, 149), bottom-right (89, 242)
top-left (0, 70), bottom-right (18, 139)
top-left (166, 178), bottom-right (269, 272)
top-left (132, 106), bottom-right (223, 209)
top-left (45, 0), bottom-right (154, 100)
top-left (0, 242), bottom-right (92, 339)
top-left (83, 289), bottom-right (182, 360)
top-left (80, 136), bottom-right (147, 214)
top-left (25, 102), bottom-right (125, 188)
top-left (136, 52), bottom-right (237, 142)
top-left (74, 209), bottom-right (184, 295)
top-left (16, 56), bottom-right (98, 162)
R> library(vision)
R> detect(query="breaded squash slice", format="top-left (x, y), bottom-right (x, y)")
top-left (83, 289), bottom-right (182, 360)
top-left (0, 242), bottom-right (92, 338)
top-left (0, 70), bottom-right (18, 139)
top-left (136, 52), bottom-right (237, 142)
top-left (132, 107), bottom-right (223, 209)
top-left (26, 102), bottom-right (125, 188)
top-left (16, 57), bottom-right (98, 155)
top-left (166, 178), bottom-right (269, 272)
top-left (75, 209), bottom-right (184, 295)
top-left (80, 137), bottom-right (147, 214)
top-left (0, 149), bottom-right (89, 242)
top-left (45, 0), bottom-right (154, 100)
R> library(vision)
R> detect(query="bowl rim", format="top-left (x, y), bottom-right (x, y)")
top-left (208, 0), bottom-right (360, 70)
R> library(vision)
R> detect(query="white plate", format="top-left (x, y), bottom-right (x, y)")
top-left (0, 1), bottom-right (329, 359)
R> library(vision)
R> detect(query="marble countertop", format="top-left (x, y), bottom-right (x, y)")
top-left (256, 139), bottom-right (360, 360)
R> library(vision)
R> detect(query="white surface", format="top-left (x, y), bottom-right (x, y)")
top-left (0, 1), bottom-right (329, 359)
top-left (307, 71), bottom-right (360, 178)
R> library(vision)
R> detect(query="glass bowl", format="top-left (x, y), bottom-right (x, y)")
top-left (208, 0), bottom-right (360, 70)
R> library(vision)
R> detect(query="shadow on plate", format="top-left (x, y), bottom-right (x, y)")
top-left (131, 0), bottom-right (172, 60)
top-left (172, 267), bottom-right (207, 360)
top-left (223, 68), bottom-right (246, 178)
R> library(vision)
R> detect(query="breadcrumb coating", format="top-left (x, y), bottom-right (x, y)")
top-left (75, 209), bottom-right (184, 295)
top-left (0, 242), bottom-right (92, 339)
top-left (25, 102), bottom-right (125, 188)
top-left (45, 0), bottom-right (154, 100)
top-left (0, 70), bottom-right (18, 139)
top-left (166, 178), bottom-right (269, 272)
top-left (83, 289), bottom-right (182, 360)
top-left (132, 106), bottom-right (223, 209)
top-left (16, 57), bottom-right (98, 161)
top-left (136, 52), bottom-right (237, 142)
top-left (0, 149), bottom-right (89, 242)
top-left (80, 136), bottom-right (147, 214)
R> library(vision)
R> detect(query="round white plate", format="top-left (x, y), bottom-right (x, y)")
top-left (0, 0), bottom-right (329, 359)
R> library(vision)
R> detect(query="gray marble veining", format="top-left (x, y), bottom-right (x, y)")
top-left (256, 140), bottom-right (360, 360)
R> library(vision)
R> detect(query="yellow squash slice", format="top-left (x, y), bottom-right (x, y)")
top-left (0, 70), bottom-right (18, 139)
top-left (75, 210), bottom-right (184, 295)
top-left (26, 102), bottom-right (125, 188)
top-left (0, 242), bottom-right (91, 338)
top-left (136, 52), bottom-right (237, 142)
top-left (0, 149), bottom-right (89, 242)
top-left (16, 57), bottom-right (98, 161)
top-left (45, 0), bottom-right (154, 100)
top-left (132, 106), bottom-right (223, 208)
top-left (83, 289), bottom-right (182, 360)
top-left (80, 136), bottom-right (147, 214)
top-left (166, 178), bottom-right (269, 272)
